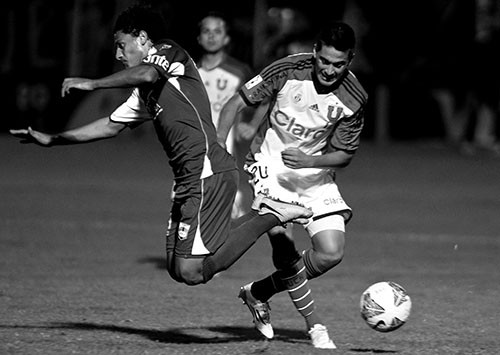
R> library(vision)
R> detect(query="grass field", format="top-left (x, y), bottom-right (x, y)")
top-left (1, 131), bottom-right (499, 354)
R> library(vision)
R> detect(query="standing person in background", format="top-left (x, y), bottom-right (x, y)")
top-left (428, 0), bottom-right (500, 155)
top-left (10, 4), bottom-right (313, 288)
top-left (196, 11), bottom-right (255, 218)
top-left (217, 21), bottom-right (368, 349)
top-left (468, 0), bottom-right (500, 154)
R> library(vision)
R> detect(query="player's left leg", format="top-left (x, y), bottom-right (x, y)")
top-left (262, 225), bottom-right (335, 348)
top-left (300, 182), bottom-right (350, 279)
top-left (241, 226), bottom-right (341, 347)
top-left (249, 215), bottom-right (346, 301)
top-left (302, 216), bottom-right (346, 279)
top-left (267, 227), bottom-right (324, 328)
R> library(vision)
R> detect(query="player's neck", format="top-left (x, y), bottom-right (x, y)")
top-left (200, 51), bottom-right (226, 70)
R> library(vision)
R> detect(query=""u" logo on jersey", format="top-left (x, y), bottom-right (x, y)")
top-left (217, 79), bottom-right (228, 90)
top-left (327, 106), bottom-right (343, 121)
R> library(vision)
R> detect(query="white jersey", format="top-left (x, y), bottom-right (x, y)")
top-left (197, 55), bottom-right (252, 128)
top-left (240, 53), bottom-right (367, 186)
top-left (240, 53), bottom-right (368, 228)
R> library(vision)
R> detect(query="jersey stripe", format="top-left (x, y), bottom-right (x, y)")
top-left (343, 74), bottom-right (368, 105)
top-left (260, 58), bottom-right (312, 81)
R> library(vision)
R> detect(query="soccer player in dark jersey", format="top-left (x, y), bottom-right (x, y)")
top-left (217, 22), bottom-right (368, 349)
top-left (10, 5), bottom-right (312, 286)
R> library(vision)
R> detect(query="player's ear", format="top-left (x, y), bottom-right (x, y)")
top-left (138, 30), bottom-right (149, 45)
top-left (348, 50), bottom-right (355, 64)
top-left (223, 35), bottom-right (230, 46)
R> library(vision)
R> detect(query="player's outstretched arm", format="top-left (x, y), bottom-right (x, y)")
top-left (62, 66), bottom-right (159, 97)
top-left (9, 127), bottom-right (55, 146)
top-left (9, 117), bottom-right (127, 147)
top-left (61, 78), bottom-right (96, 97)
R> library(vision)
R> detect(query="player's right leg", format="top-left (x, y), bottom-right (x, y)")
top-left (238, 282), bottom-right (274, 339)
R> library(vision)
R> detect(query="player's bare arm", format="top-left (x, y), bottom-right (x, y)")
top-left (62, 65), bottom-right (159, 97)
top-left (237, 102), bottom-right (267, 141)
top-left (9, 118), bottom-right (126, 146)
top-left (217, 93), bottom-right (247, 148)
top-left (281, 147), bottom-right (354, 169)
top-left (9, 127), bottom-right (55, 146)
top-left (61, 78), bottom-right (96, 97)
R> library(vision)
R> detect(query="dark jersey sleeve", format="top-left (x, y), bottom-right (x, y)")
top-left (141, 40), bottom-right (192, 80)
top-left (327, 107), bottom-right (365, 153)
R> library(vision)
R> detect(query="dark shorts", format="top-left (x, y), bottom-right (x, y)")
top-left (166, 169), bottom-right (239, 257)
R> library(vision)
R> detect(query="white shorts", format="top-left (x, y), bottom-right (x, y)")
top-left (245, 158), bottom-right (352, 234)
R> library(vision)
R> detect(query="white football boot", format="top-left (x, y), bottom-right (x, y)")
top-left (251, 193), bottom-right (312, 225)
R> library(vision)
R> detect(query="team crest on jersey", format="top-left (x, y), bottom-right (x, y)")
top-left (178, 222), bottom-right (190, 240)
top-left (245, 75), bottom-right (263, 89)
top-left (293, 93), bottom-right (302, 103)
top-left (217, 78), bottom-right (228, 90)
top-left (327, 105), bottom-right (344, 121)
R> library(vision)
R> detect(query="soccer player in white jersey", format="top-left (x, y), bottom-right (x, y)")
top-left (217, 22), bottom-right (368, 349)
top-left (196, 11), bottom-right (255, 218)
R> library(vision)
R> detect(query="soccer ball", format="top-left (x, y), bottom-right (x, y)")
top-left (360, 281), bottom-right (412, 332)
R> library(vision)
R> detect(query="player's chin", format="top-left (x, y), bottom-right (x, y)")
top-left (319, 76), bottom-right (338, 87)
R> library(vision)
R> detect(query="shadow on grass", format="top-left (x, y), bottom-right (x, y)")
top-left (1, 323), bottom-right (400, 352)
top-left (137, 256), bottom-right (166, 270)
top-left (2, 322), bottom-right (308, 345)
top-left (350, 349), bottom-right (397, 353)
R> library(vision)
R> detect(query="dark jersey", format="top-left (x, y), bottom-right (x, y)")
top-left (110, 39), bottom-right (236, 186)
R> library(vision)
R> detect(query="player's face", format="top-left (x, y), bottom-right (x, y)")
top-left (198, 17), bottom-right (230, 53)
top-left (313, 45), bottom-right (353, 87)
top-left (114, 31), bottom-right (148, 68)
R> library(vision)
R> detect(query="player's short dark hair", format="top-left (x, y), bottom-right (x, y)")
top-left (113, 4), bottom-right (167, 42)
top-left (315, 22), bottom-right (356, 52)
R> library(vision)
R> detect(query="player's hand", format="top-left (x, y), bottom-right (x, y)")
top-left (61, 77), bottom-right (95, 97)
top-left (9, 127), bottom-right (55, 146)
top-left (281, 147), bottom-right (311, 169)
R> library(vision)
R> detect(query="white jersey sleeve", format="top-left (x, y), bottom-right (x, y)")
top-left (110, 88), bottom-right (153, 124)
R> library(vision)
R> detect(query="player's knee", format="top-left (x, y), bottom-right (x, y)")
top-left (176, 268), bottom-right (204, 285)
top-left (167, 268), bottom-right (183, 283)
top-left (310, 228), bottom-right (345, 270)
top-left (168, 261), bottom-right (205, 286)
top-left (321, 245), bottom-right (344, 269)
